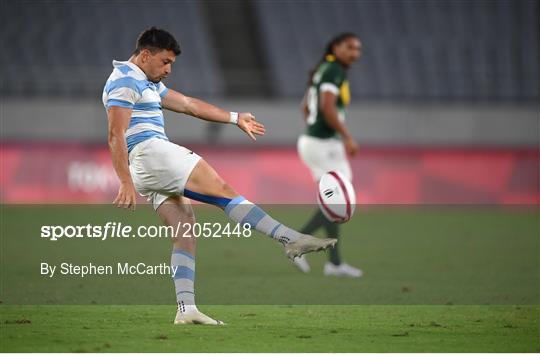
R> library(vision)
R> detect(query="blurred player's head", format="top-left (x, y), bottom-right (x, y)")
top-left (133, 27), bottom-right (181, 83)
top-left (324, 32), bottom-right (361, 68)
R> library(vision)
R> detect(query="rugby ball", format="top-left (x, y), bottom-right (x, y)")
top-left (317, 171), bottom-right (356, 223)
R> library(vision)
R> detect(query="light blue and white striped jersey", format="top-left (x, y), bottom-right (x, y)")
top-left (102, 60), bottom-right (169, 152)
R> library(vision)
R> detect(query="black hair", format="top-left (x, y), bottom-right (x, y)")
top-left (322, 32), bottom-right (357, 59)
top-left (133, 27), bottom-right (181, 56)
top-left (308, 32), bottom-right (358, 86)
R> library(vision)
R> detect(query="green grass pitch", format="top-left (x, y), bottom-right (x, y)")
top-left (2, 305), bottom-right (538, 352)
top-left (1, 205), bottom-right (539, 352)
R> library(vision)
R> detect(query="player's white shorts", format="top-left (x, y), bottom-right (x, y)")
top-left (297, 134), bottom-right (352, 182)
top-left (128, 137), bottom-right (201, 209)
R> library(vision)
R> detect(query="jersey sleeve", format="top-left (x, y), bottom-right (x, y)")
top-left (157, 82), bottom-right (169, 98)
top-left (319, 64), bottom-right (345, 95)
top-left (105, 77), bottom-right (142, 109)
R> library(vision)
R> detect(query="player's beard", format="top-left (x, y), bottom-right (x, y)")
top-left (149, 74), bottom-right (165, 83)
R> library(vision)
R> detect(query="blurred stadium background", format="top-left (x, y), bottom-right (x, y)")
top-left (1, 0), bottom-right (538, 204)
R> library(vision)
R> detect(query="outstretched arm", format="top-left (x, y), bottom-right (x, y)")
top-left (161, 89), bottom-right (265, 140)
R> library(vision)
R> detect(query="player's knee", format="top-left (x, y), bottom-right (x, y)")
top-left (220, 182), bottom-right (237, 198)
top-left (184, 213), bottom-right (196, 225)
top-left (211, 175), bottom-right (236, 198)
top-left (178, 206), bottom-right (196, 222)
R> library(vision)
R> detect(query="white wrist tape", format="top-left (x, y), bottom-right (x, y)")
top-left (229, 112), bottom-right (239, 124)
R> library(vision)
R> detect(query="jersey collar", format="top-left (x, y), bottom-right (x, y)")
top-left (112, 60), bottom-right (148, 80)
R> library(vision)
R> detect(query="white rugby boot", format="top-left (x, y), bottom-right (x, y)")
top-left (323, 262), bottom-right (363, 278)
top-left (174, 304), bottom-right (225, 325)
top-left (292, 255), bottom-right (311, 273)
top-left (284, 234), bottom-right (337, 260)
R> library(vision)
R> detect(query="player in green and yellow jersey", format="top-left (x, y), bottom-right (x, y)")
top-left (296, 33), bottom-right (363, 277)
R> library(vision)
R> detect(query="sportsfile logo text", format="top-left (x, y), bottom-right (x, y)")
top-left (41, 221), bottom-right (252, 241)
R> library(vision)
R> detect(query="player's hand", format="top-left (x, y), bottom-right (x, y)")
top-left (344, 136), bottom-right (359, 157)
top-left (237, 112), bottom-right (265, 141)
top-left (113, 181), bottom-right (137, 211)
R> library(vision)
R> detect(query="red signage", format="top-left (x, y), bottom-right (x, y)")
top-left (1, 143), bottom-right (538, 204)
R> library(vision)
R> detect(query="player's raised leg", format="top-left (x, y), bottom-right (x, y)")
top-left (156, 196), bottom-right (224, 325)
top-left (183, 159), bottom-right (337, 259)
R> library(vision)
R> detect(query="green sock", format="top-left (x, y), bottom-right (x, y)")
top-left (324, 221), bottom-right (341, 265)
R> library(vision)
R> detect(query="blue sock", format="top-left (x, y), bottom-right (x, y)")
top-left (224, 196), bottom-right (302, 245)
top-left (171, 248), bottom-right (197, 313)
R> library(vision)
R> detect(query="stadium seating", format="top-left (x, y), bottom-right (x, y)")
top-left (254, 0), bottom-right (539, 100)
top-left (1, 0), bottom-right (537, 100)
top-left (0, 0), bottom-right (224, 97)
